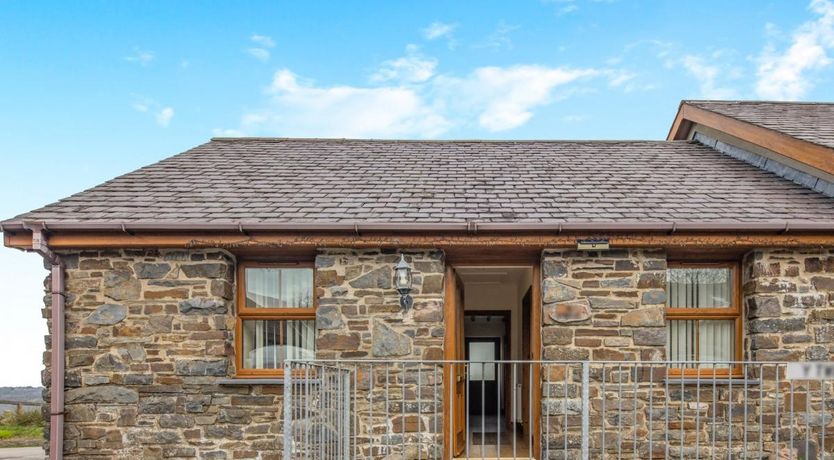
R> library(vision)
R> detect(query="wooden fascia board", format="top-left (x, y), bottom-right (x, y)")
top-left (5, 230), bottom-right (834, 250)
top-left (668, 104), bottom-right (834, 177)
top-left (667, 102), bottom-right (691, 141)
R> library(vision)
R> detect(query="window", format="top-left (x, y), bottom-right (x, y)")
top-left (235, 263), bottom-right (316, 376)
top-left (665, 262), bottom-right (741, 376)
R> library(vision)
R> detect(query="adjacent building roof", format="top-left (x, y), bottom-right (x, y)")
top-left (684, 101), bottom-right (834, 150)
top-left (3, 138), bottom-right (834, 229)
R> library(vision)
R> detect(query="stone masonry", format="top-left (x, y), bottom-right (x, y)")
top-left (43, 249), bottom-right (284, 460)
top-left (540, 249), bottom-right (668, 363)
top-left (36, 245), bottom-right (834, 459)
top-left (539, 247), bottom-right (834, 459)
top-left (744, 248), bottom-right (834, 362)
top-left (538, 249), bottom-right (668, 458)
top-left (312, 249), bottom-right (446, 459)
top-left (314, 249), bottom-right (446, 360)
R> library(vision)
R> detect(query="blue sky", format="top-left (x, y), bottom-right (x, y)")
top-left (1, 0), bottom-right (833, 386)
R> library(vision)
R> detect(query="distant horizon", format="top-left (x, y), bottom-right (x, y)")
top-left (2, 0), bottom-right (834, 385)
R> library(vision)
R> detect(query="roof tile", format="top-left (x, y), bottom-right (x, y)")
top-left (4, 138), bottom-right (834, 225)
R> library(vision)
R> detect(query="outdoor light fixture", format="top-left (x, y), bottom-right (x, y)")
top-left (577, 238), bottom-right (610, 251)
top-left (394, 254), bottom-right (414, 310)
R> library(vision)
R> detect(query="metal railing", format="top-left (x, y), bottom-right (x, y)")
top-left (282, 360), bottom-right (834, 459)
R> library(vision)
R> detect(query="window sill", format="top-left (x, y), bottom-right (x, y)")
top-left (217, 378), bottom-right (285, 386)
top-left (664, 378), bottom-right (761, 386)
top-left (217, 376), bottom-right (323, 385)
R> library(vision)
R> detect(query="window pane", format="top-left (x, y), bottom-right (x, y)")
top-left (667, 268), bottom-right (732, 308)
top-left (468, 342), bottom-right (496, 381)
top-left (666, 319), bottom-right (734, 369)
top-left (242, 320), bottom-right (315, 369)
top-left (245, 267), bottom-right (313, 308)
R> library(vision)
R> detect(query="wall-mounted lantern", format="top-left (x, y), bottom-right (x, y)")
top-left (394, 254), bottom-right (414, 310)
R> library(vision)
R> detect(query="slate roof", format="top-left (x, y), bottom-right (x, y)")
top-left (686, 100), bottom-right (834, 150)
top-left (4, 138), bottom-right (834, 227)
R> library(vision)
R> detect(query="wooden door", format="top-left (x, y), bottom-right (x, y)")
top-left (444, 266), bottom-right (466, 458)
top-left (521, 287), bottom-right (531, 438)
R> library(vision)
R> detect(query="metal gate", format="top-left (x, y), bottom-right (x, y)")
top-left (283, 361), bottom-right (353, 460)
top-left (283, 360), bottom-right (834, 459)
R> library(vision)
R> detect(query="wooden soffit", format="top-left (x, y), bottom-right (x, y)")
top-left (5, 230), bottom-right (834, 252)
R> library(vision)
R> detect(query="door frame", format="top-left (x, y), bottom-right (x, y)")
top-left (443, 261), bottom-right (542, 459)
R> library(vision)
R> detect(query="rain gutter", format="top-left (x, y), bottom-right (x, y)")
top-left (3, 220), bottom-right (834, 233)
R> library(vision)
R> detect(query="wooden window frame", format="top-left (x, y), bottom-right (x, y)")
top-left (235, 261), bottom-right (316, 377)
top-left (666, 261), bottom-right (743, 378)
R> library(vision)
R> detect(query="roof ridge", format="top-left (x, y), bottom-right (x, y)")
top-left (209, 137), bottom-right (691, 143)
top-left (685, 99), bottom-right (834, 105)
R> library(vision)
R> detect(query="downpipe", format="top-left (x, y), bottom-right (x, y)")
top-left (28, 227), bottom-right (64, 460)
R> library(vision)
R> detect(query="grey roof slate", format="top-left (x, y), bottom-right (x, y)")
top-left (687, 100), bottom-right (834, 150)
top-left (4, 138), bottom-right (834, 225)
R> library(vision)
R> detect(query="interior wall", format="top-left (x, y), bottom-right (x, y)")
top-left (464, 316), bottom-right (508, 359)
top-left (461, 268), bottom-right (532, 360)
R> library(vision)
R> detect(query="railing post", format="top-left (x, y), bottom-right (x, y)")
top-left (343, 369), bottom-right (351, 460)
top-left (283, 360), bottom-right (292, 460)
top-left (581, 361), bottom-right (590, 460)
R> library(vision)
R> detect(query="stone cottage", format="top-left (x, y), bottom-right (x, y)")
top-left (2, 100), bottom-right (834, 459)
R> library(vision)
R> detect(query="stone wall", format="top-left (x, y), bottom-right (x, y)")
top-left (38, 245), bottom-right (834, 459)
top-left (744, 248), bottom-right (834, 362)
top-left (540, 249), bottom-right (668, 363)
top-left (312, 249), bottom-right (446, 458)
top-left (540, 247), bottom-right (834, 459)
top-left (44, 249), bottom-right (284, 460)
top-left (314, 249), bottom-right (446, 360)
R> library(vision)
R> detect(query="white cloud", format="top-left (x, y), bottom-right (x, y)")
top-left (124, 47), bottom-right (155, 66)
top-left (239, 69), bottom-right (451, 138)
top-left (131, 99), bottom-right (151, 113)
top-left (156, 107), bottom-right (175, 127)
top-left (231, 61), bottom-right (598, 137)
top-left (251, 34), bottom-right (276, 48)
top-left (550, 0), bottom-right (579, 15)
top-left (247, 33), bottom-right (276, 62)
top-left (131, 96), bottom-right (174, 127)
top-left (423, 21), bottom-right (457, 40)
top-left (756, 0), bottom-right (834, 100)
top-left (606, 70), bottom-right (636, 88)
top-left (561, 114), bottom-right (589, 122)
top-left (680, 55), bottom-right (739, 99)
top-left (477, 21), bottom-right (519, 50)
top-left (247, 48), bottom-right (271, 62)
top-left (370, 45), bottom-right (437, 83)
top-left (226, 39), bottom-right (610, 137)
top-left (436, 65), bottom-right (598, 131)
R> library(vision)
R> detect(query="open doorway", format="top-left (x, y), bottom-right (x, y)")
top-left (454, 266), bottom-right (535, 458)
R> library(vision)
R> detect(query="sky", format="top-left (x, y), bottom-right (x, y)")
top-left (1, 0), bottom-right (834, 386)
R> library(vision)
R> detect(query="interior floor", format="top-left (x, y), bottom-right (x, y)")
top-left (465, 415), bottom-right (530, 458)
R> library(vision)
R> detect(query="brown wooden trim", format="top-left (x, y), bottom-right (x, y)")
top-left (6, 230), bottom-right (834, 251)
top-left (236, 311), bottom-right (317, 319)
top-left (666, 261), bottom-right (743, 375)
top-left (235, 261), bottom-right (316, 377)
top-left (666, 101), bottom-right (692, 141)
top-left (668, 103), bottom-right (834, 176)
top-left (530, 261), bottom-right (542, 460)
top-left (442, 265), bottom-right (456, 460)
top-left (667, 367), bottom-right (742, 377)
top-left (666, 308), bottom-right (737, 319)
